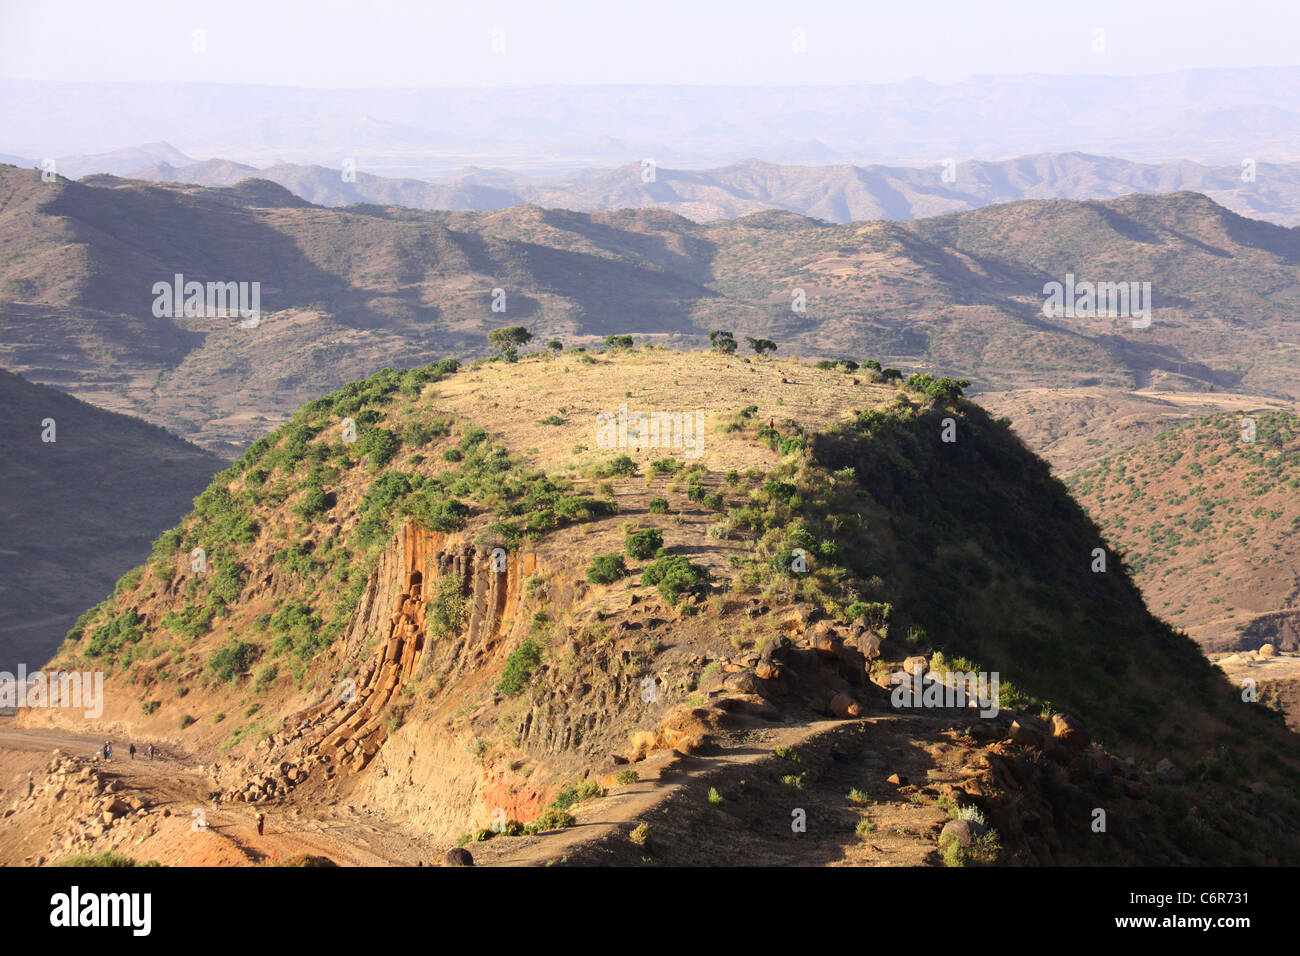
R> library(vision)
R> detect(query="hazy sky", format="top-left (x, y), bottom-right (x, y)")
top-left (2, 0), bottom-right (1297, 88)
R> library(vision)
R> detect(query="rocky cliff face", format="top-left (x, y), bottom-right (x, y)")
top-left (211, 522), bottom-right (545, 834)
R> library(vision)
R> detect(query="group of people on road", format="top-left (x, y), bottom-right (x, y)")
top-left (88, 741), bottom-right (269, 839)
top-left (97, 740), bottom-right (155, 762)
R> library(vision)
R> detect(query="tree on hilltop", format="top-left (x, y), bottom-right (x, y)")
top-left (746, 337), bottom-right (778, 356)
top-left (710, 330), bottom-right (737, 354)
top-left (488, 326), bottom-right (532, 362)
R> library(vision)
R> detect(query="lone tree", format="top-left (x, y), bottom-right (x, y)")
top-left (746, 337), bottom-right (778, 356)
top-left (605, 334), bottom-right (634, 350)
top-left (547, 339), bottom-right (563, 352)
top-left (709, 330), bottom-right (737, 354)
top-left (488, 325), bottom-right (532, 362)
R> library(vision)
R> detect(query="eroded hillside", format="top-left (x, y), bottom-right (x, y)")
top-left (7, 348), bottom-right (1300, 867)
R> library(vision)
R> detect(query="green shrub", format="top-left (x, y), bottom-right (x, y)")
top-left (359, 428), bottom-right (400, 470)
top-left (647, 497), bottom-right (669, 514)
top-left (587, 553), bottom-right (628, 584)
top-left (497, 638), bottom-right (543, 697)
top-left (624, 528), bottom-right (664, 560)
top-left (162, 604), bottom-right (214, 639)
top-left (254, 663), bottom-right (278, 692)
top-left (269, 601), bottom-right (323, 659)
top-left (208, 640), bottom-right (261, 683)
top-left (406, 494), bottom-right (469, 533)
top-left (586, 455), bottom-right (637, 478)
top-left (525, 809), bottom-right (575, 833)
top-left (208, 559), bottom-right (247, 610)
top-left (294, 485), bottom-right (331, 518)
top-left (940, 828), bottom-right (1002, 867)
top-left (641, 554), bottom-right (707, 604)
top-left (84, 610), bottom-right (146, 661)
top-left (551, 780), bottom-right (603, 810)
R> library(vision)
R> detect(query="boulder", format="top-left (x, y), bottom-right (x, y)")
top-left (754, 660), bottom-right (781, 681)
top-left (724, 671), bottom-right (765, 695)
top-left (1050, 713), bottom-right (1088, 750)
top-left (780, 604), bottom-right (816, 630)
top-left (808, 621), bottom-right (839, 653)
top-left (443, 847), bottom-right (474, 867)
top-left (828, 692), bottom-right (862, 719)
top-left (834, 643), bottom-right (867, 685)
top-left (902, 656), bottom-right (928, 677)
top-left (674, 734), bottom-right (708, 756)
top-left (1260, 643), bottom-right (1277, 658)
top-left (1008, 720), bottom-right (1042, 749)
top-left (940, 818), bottom-right (987, 848)
top-left (857, 632), bottom-right (883, 661)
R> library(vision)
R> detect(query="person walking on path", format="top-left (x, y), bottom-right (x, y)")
top-left (147, 743), bottom-right (154, 761)
top-left (104, 741), bottom-right (112, 762)
top-left (255, 811), bottom-right (265, 836)
top-left (129, 743), bottom-right (136, 760)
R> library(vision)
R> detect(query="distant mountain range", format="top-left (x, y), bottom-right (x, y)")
top-left (116, 150), bottom-right (1300, 227)
top-left (1, 163), bottom-right (1297, 456)
top-left (5, 68), bottom-right (1300, 173)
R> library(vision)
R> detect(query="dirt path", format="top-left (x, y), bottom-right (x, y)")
top-left (0, 723), bottom-right (423, 866)
top-left (467, 719), bottom-right (861, 866)
top-left (0, 712), bottom-right (980, 867)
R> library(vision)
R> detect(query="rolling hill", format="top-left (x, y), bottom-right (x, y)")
top-left (0, 368), bottom-right (222, 671)
top-left (7, 348), bottom-right (1300, 868)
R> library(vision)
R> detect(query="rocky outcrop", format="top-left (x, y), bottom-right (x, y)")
top-left (217, 523), bottom-right (537, 804)
top-left (1238, 610), bottom-right (1300, 653)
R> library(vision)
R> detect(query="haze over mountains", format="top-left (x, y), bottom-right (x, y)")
top-left (5, 68), bottom-right (1300, 175)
